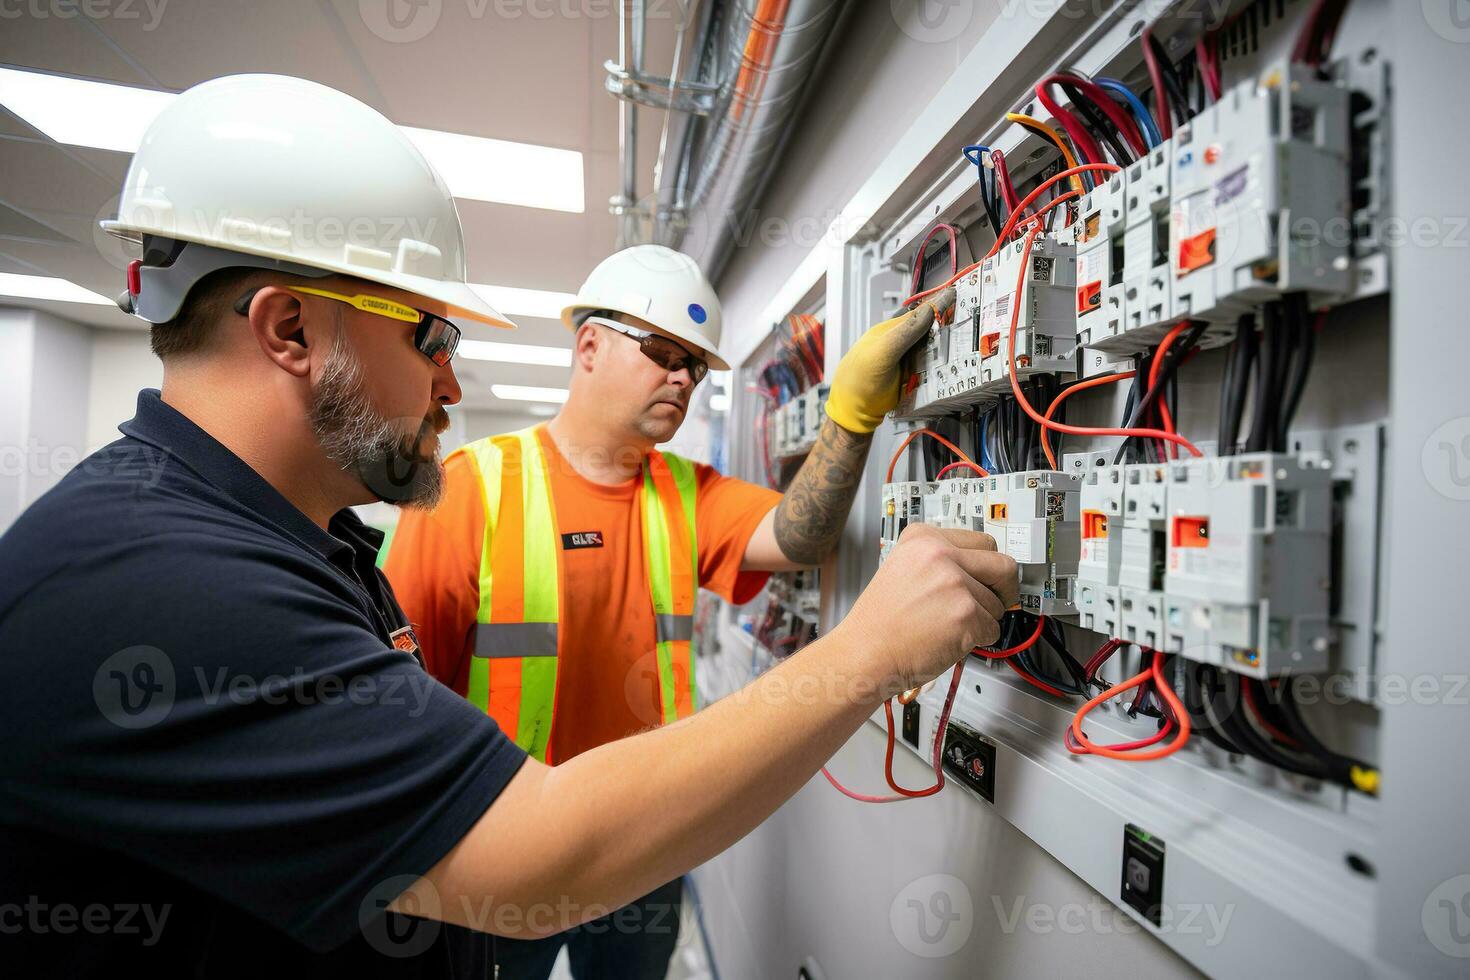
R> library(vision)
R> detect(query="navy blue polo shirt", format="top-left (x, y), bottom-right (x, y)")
top-left (0, 389), bottom-right (526, 976)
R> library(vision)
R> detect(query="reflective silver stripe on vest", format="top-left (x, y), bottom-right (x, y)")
top-left (474, 622), bottom-right (559, 658)
top-left (655, 613), bottom-right (694, 644)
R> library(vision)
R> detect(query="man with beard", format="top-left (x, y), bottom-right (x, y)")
top-left (382, 243), bottom-right (958, 979)
top-left (0, 75), bottom-right (1016, 977)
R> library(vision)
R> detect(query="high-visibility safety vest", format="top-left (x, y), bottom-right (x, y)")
top-left (460, 426), bottom-right (699, 763)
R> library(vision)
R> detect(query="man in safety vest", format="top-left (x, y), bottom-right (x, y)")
top-left (383, 243), bottom-right (961, 977)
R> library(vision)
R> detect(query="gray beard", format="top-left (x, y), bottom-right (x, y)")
top-left (309, 328), bottom-right (445, 509)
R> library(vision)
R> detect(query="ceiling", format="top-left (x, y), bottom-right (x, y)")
top-left (0, 0), bottom-right (684, 409)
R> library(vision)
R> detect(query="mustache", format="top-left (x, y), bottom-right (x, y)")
top-left (650, 388), bottom-right (689, 409)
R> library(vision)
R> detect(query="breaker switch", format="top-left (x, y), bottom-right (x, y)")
top-left (1171, 516), bottom-right (1210, 548)
top-left (1082, 510), bottom-right (1109, 539)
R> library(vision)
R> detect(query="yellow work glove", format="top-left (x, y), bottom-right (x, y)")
top-left (824, 286), bottom-right (957, 434)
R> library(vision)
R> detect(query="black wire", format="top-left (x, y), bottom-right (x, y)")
top-left (1113, 320), bottom-right (1210, 465)
top-left (1277, 294), bottom-right (1316, 449)
top-left (1278, 676), bottom-right (1378, 793)
top-left (1180, 660), bottom-right (1244, 754)
top-left (1246, 303), bottom-right (1282, 453)
top-left (1151, 35), bottom-right (1194, 125)
top-left (1220, 313), bottom-right (1257, 454)
top-left (1058, 80), bottom-right (1134, 167)
top-left (1202, 668), bottom-right (1330, 781)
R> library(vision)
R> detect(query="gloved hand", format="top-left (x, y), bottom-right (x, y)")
top-left (824, 286), bottom-right (956, 434)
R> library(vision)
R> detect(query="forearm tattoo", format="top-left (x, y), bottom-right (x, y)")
top-left (772, 418), bottom-right (873, 565)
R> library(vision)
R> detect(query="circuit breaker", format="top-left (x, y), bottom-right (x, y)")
top-left (1076, 463), bottom-right (1126, 637)
top-left (880, 481), bottom-right (929, 563)
top-left (982, 469), bottom-right (1081, 616)
top-left (1161, 453), bottom-right (1333, 676)
top-left (1118, 463), bottom-right (1170, 650)
top-left (931, 477), bottom-right (987, 534)
top-left (1070, 167), bottom-right (1127, 351)
top-left (976, 235), bottom-right (1077, 392)
top-left (1121, 142), bottom-right (1174, 339)
top-left (1172, 60), bottom-right (1352, 322)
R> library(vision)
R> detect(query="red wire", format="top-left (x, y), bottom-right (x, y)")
top-left (886, 428), bottom-right (986, 483)
top-left (971, 614), bottom-right (1046, 660)
top-left (1141, 27), bottom-right (1173, 140)
top-left (1068, 651), bottom-right (1191, 761)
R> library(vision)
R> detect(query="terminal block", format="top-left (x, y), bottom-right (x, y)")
top-left (976, 235), bottom-right (1077, 393)
top-left (772, 385), bottom-right (830, 457)
top-left (1162, 454), bottom-right (1332, 676)
top-left (1076, 464), bottom-right (1126, 638)
top-left (981, 470), bottom-right (1081, 616)
top-left (1117, 463), bottom-right (1169, 650)
top-left (1070, 168), bottom-right (1127, 351)
top-left (1172, 60), bottom-right (1352, 322)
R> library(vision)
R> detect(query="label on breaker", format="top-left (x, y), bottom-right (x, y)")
top-left (981, 292), bottom-right (1012, 336)
top-left (1006, 523), bottom-right (1036, 563)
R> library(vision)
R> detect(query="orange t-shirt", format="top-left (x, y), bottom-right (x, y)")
top-left (384, 425), bottom-right (780, 763)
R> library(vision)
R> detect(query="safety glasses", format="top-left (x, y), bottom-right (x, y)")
top-left (234, 285), bottom-right (461, 366)
top-left (584, 315), bottom-right (708, 385)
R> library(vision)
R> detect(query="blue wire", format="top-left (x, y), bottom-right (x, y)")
top-left (1096, 78), bottom-right (1160, 149)
top-left (979, 412), bottom-right (994, 473)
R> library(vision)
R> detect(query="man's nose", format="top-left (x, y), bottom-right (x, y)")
top-left (434, 358), bottom-right (463, 407)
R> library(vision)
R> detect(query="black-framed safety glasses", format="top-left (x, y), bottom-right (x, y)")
top-left (584, 315), bottom-right (708, 385)
top-left (234, 285), bottom-right (461, 367)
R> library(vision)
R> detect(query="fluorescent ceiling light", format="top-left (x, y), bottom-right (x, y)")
top-left (458, 340), bottom-right (571, 366)
top-left (0, 68), bottom-right (585, 212)
top-left (0, 68), bottom-right (174, 153)
top-left (468, 283), bottom-right (577, 320)
top-left (709, 393), bottom-right (731, 412)
top-left (401, 127), bottom-right (583, 213)
top-left (0, 273), bottom-right (113, 306)
top-left (492, 384), bottom-right (569, 404)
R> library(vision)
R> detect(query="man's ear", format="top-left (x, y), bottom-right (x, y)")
top-left (572, 322), bottom-right (601, 374)
top-left (246, 286), bottom-right (313, 378)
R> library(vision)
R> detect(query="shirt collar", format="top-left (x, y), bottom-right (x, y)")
top-left (120, 388), bottom-right (358, 566)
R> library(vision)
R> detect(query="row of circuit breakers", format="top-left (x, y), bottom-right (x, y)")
top-left (897, 61), bottom-right (1351, 417)
top-left (771, 384), bottom-right (830, 458)
top-left (882, 62), bottom-right (1355, 681)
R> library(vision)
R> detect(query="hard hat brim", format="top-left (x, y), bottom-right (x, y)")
top-left (103, 220), bottom-right (517, 331)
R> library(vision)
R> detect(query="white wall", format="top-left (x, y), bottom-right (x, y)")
top-left (0, 306), bottom-right (93, 530)
top-left (87, 328), bottom-right (162, 452)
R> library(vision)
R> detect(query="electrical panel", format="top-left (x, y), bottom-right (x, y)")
top-left (771, 383), bottom-right (829, 458)
top-left (981, 470), bottom-right (1081, 616)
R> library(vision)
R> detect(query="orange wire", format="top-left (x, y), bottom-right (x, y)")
top-left (886, 428), bottom-right (986, 483)
top-left (1149, 321), bottom-right (1193, 459)
top-left (1068, 651), bottom-right (1191, 761)
top-left (1005, 225), bottom-right (1202, 458)
top-left (1040, 372), bottom-right (1136, 469)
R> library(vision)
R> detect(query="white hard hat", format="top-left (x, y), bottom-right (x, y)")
top-left (101, 73), bottom-right (515, 330)
top-left (560, 244), bottom-right (728, 370)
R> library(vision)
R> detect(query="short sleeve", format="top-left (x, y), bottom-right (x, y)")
top-left (692, 464), bottom-right (781, 604)
top-left (0, 532), bottom-right (526, 953)
top-left (383, 448), bottom-right (486, 690)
